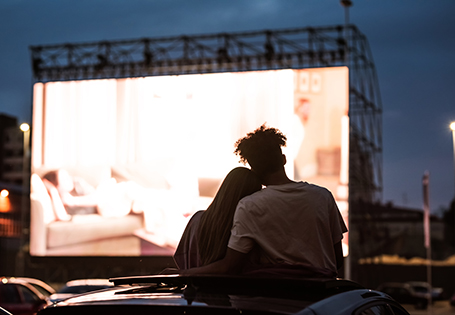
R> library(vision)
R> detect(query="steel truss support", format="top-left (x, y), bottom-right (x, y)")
top-left (30, 25), bottom-right (382, 202)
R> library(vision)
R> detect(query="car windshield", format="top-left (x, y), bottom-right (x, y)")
top-left (30, 283), bottom-right (53, 296)
top-left (59, 285), bottom-right (110, 294)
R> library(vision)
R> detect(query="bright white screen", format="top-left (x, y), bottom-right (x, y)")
top-left (30, 67), bottom-right (349, 257)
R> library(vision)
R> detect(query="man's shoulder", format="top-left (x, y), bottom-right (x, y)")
top-left (276, 182), bottom-right (335, 203)
top-left (239, 189), bottom-right (265, 203)
top-left (238, 182), bottom-right (332, 205)
top-left (304, 182), bottom-right (331, 194)
top-left (242, 181), bottom-right (328, 196)
top-left (271, 181), bottom-right (330, 194)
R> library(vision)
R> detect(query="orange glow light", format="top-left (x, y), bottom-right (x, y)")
top-left (0, 190), bottom-right (11, 213)
top-left (0, 189), bottom-right (9, 198)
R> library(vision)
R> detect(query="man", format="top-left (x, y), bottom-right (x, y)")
top-left (182, 125), bottom-right (347, 277)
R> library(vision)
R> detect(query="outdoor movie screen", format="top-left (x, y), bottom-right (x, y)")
top-left (30, 66), bottom-right (349, 257)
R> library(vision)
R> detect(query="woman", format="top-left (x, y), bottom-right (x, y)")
top-left (42, 169), bottom-right (133, 219)
top-left (42, 169), bottom-right (99, 220)
top-left (173, 167), bottom-right (262, 269)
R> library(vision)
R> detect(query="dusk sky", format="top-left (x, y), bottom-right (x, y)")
top-left (1, 0), bottom-right (454, 212)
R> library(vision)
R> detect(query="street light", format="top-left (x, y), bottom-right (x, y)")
top-left (17, 123), bottom-right (30, 276)
top-left (340, 0), bottom-right (352, 66)
top-left (340, 0), bottom-right (353, 26)
top-left (0, 189), bottom-right (11, 213)
top-left (340, 0), bottom-right (352, 280)
top-left (450, 122), bottom-right (455, 254)
top-left (451, 122), bottom-right (455, 196)
top-left (0, 189), bottom-right (9, 198)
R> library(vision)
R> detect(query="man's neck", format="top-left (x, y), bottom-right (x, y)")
top-left (262, 170), bottom-right (295, 186)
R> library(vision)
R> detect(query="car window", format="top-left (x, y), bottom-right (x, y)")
top-left (30, 284), bottom-right (52, 296)
top-left (0, 284), bottom-right (21, 303)
top-left (18, 285), bottom-right (40, 303)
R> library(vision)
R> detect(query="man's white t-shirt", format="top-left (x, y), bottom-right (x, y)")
top-left (228, 181), bottom-right (347, 273)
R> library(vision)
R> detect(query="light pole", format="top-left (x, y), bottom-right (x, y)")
top-left (451, 122), bottom-right (455, 196)
top-left (340, 0), bottom-right (352, 66)
top-left (450, 122), bottom-right (455, 252)
top-left (340, 0), bottom-right (352, 280)
top-left (17, 123), bottom-right (30, 276)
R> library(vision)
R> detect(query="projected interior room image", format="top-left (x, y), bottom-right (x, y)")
top-left (29, 67), bottom-right (348, 257)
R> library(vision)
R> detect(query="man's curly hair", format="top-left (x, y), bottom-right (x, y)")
top-left (234, 124), bottom-right (287, 179)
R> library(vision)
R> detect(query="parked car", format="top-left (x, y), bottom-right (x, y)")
top-left (0, 277), bottom-right (50, 315)
top-left (48, 278), bottom-right (113, 303)
top-left (406, 281), bottom-right (444, 301)
top-left (38, 275), bottom-right (410, 315)
top-left (376, 282), bottom-right (430, 309)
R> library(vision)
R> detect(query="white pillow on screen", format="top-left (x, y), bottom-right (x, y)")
top-left (30, 174), bottom-right (56, 224)
top-left (41, 178), bottom-right (71, 221)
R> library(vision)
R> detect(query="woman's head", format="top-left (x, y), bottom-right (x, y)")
top-left (214, 167), bottom-right (262, 204)
top-left (198, 167), bottom-right (262, 265)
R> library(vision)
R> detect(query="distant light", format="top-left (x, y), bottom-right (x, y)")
top-left (1, 278), bottom-right (7, 284)
top-left (20, 123), bottom-right (30, 132)
top-left (0, 189), bottom-right (9, 198)
top-left (450, 122), bottom-right (455, 131)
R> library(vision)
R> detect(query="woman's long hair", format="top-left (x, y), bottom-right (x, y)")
top-left (197, 167), bottom-right (262, 265)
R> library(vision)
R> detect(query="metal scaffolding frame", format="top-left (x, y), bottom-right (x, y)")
top-left (30, 24), bottom-right (382, 202)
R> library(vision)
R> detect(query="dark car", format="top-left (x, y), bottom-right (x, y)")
top-left (376, 282), bottom-right (429, 310)
top-left (0, 277), bottom-right (50, 315)
top-left (406, 281), bottom-right (444, 301)
top-left (37, 275), bottom-right (410, 315)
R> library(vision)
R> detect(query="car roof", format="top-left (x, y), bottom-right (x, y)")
top-left (38, 275), bottom-right (404, 315)
top-left (111, 274), bottom-right (362, 292)
top-left (108, 274), bottom-right (364, 302)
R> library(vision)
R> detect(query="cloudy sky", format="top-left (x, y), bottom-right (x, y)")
top-left (1, 0), bottom-right (454, 212)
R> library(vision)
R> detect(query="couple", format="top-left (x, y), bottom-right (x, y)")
top-left (173, 125), bottom-right (347, 278)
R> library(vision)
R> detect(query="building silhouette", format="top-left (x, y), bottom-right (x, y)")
top-left (0, 113), bottom-right (29, 274)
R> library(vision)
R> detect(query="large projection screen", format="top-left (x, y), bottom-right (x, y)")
top-left (30, 67), bottom-right (349, 257)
